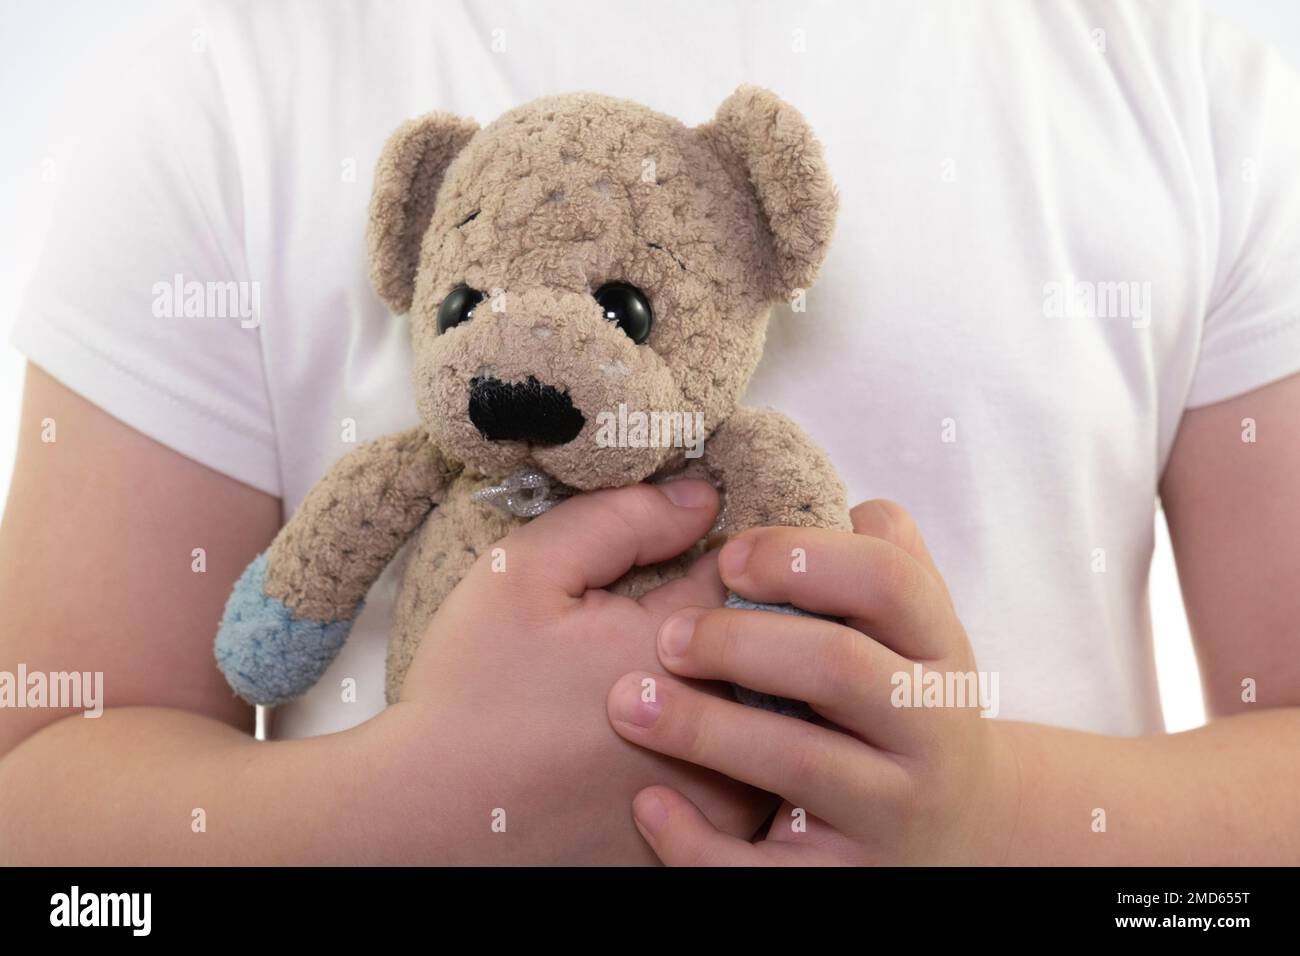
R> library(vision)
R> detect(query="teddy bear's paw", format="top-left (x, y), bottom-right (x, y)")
top-left (724, 593), bottom-right (838, 721)
top-left (215, 553), bottom-right (360, 707)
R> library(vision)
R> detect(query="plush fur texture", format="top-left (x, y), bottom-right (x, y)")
top-left (216, 554), bottom-right (360, 706)
top-left (215, 87), bottom-right (851, 707)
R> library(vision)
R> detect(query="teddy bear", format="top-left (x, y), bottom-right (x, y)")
top-left (215, 85), bottom-right (851, 712)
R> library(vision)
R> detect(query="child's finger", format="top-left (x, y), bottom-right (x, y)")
top-left (717, 526), bottom-right (955, 661)
top-left (849, 499), bottom-right (953, 607)
top-left (631, 787), bottom-right (767, 866)
top-left (656, 606), bottom-right (919, 749)
top-left (608, 671), bottom-right (907, 825)
top-left (633, 787), bottom-right (816, 866)
top-left (493, 480), bottom-right (719, 600)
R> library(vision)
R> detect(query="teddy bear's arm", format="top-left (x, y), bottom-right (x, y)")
top-left (215, 427), bottom-right (458, 705)
top-left (699, 406), bottom-right (852, 718)
top-left (703, 406), bottom-right (852, 536)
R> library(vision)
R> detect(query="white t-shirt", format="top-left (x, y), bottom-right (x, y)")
top-left (14, 0), bottom-right (1300, 740)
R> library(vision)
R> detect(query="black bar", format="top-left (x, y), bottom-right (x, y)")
top-left (1, 866), bottom-right (1287, 941)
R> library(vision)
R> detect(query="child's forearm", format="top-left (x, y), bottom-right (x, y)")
top-left (1000, 708), bottom-right (1300, 864)
top-left (0, 705), bottom-right (434, 864)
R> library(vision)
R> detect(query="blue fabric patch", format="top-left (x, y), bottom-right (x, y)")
top-left (215, 553), bottom-right (359, 707)
top-left (723, 594), bottom-right (834, 720)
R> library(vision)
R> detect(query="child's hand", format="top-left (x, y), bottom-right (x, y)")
top-left (390, 479), bottom-right (773, 864)
top-left (607, 500), bottom-right (1021, 865)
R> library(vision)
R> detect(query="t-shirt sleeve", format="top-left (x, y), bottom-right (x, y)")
top-left (9, 12), bottom-right (281, 496)
top-left (1187, 15), bottom-right (1300, 409)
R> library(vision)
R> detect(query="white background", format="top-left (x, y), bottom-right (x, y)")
top-left (2, 0), bottom-right (1298, 732)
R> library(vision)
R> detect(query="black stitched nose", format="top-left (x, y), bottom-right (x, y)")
top-left (468, 376), bottom-right (586, 445)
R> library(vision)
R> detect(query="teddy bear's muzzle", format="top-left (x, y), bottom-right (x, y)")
top-left (468, 375), bottom-right (586, 446)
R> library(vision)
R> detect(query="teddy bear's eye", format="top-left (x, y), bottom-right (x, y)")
top-left (594, 282), bottom-right (653, 344)
top-left (436, 286), bottom-right (484, 334)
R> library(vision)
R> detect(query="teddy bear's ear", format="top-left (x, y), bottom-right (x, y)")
top-left (367, 112), bottom-right (480, 314)
top-left (706, 86), bottom-right (838, 297)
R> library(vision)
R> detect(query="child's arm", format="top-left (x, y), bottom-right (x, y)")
top-left (0, 367), bottom-right (387, 862)
top-left (609, 373), bottom-right (1300, 864)
top-left (1006, 370), bottom-right (1300, 863)
top-left (216, 427), bottom-right (457, 705)
top-left (0, 369), bottom-right (769, 863)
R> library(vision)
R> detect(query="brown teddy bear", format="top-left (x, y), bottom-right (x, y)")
top-left (215, 85), bottom-right (850, 709)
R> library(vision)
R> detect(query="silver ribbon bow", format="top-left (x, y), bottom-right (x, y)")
top-left (472, 466), bottom-right (576, 518)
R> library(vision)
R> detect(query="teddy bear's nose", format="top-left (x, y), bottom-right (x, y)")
top-left (468, 376), bottom-right (586, 446)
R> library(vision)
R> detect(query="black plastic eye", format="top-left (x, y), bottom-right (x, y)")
top-left (594, 282), bottom-right (653, 343)
top-left (436, 286), bottom-right (484, 334)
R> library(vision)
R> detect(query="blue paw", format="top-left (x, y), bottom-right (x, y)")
top-left (215, 553), bottom-right (360, 706)
top-left (724, 594), bottom-right (836, 721)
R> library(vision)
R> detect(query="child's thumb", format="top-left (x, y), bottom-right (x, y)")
top-left (503, 480), bottom-right (719, 598)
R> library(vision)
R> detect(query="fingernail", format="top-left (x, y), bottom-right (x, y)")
top-left (658, 611), bottom-right (697, 659)
top-left (718, 536), bottom-right (753, 579)
top-left (611, 674), bottom-right (662, 728)
top-left (657, 479), bottom-right (713, 509)
top-left (633, 791), bottom-right (669, 836)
